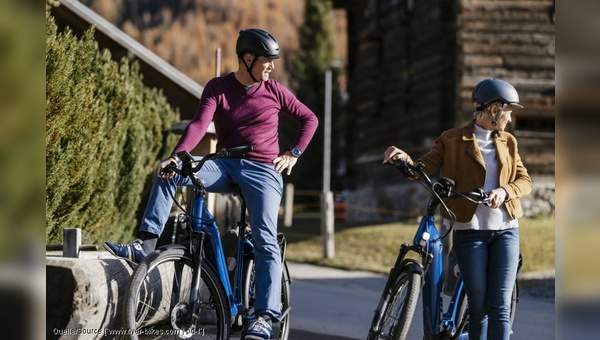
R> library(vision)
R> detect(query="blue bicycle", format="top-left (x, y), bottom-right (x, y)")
top-left (367, 160), bottom-right (521, 340)
top-left (123, 146), bottom-right (291, 339)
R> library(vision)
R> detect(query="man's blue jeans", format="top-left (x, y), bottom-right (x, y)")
top-left (453, 228), bottom-right (520, 340)
top-left (140, 158), bottom-right (283, 321)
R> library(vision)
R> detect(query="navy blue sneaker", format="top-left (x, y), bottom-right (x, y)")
top-left (243, 316), bottom-right (273, 340)
top-left (103, 239), bottom-right (147, 264)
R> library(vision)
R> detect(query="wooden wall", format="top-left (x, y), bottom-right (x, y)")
top-left (457, 0), bottom-right (555, 174)
top-left (339, 0), bottom-right (555, 192)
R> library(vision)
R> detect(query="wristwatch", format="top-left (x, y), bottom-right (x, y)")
top-left (289, 147), bottom-right (302, 158)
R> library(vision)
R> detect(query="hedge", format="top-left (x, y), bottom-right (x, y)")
top-left (46, 14), bottom-right (178, 245)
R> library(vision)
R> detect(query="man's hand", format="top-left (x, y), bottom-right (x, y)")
top-left (157, 156), bottom-right (178, 178)
top-left (273, 151), bottom-right (298, 175)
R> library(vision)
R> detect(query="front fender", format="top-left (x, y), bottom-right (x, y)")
top-left (157, 243), bottom-right (188, 252)
top-left (398, 258), bottom-right (424, 276)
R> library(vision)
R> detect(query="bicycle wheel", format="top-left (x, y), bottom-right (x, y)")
top-left (123, 248), bottom-right (230, 340)
top-left (242, 259), bottom-right (291, 340)
top-left (453, 289), bottom-right (469, 339)
top-left (368, 268), bottom-right (422, 340)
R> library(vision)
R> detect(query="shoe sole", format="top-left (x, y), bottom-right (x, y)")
top-left (243, 336), bottom-right (274, 340)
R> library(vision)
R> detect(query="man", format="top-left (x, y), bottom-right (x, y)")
top-left (104, 28), bottom-right (318, 339)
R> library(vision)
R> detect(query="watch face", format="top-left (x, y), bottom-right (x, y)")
top-left (290, 148), bottom-right (302, 157)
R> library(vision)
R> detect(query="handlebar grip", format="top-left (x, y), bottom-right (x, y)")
top-left (160, 162), bottom-right (179, 175)
top-left (391, 159), bottom-right (417, 178)
top-left (473, 188), bottom-right (492, 205)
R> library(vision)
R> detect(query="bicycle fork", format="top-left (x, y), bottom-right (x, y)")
top-left (370, 244), bottom-right (423, 334)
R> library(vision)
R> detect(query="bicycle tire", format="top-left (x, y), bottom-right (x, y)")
top-left (368, 268), bottom-right (422, 340)
top-left (453, 289), bottom-right (469, 339)
top-left (123, 248), bottom-right (230, 340)
top-left (242, 259), bottom-right (291, 340)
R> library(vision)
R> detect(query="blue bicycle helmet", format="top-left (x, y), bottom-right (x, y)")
top-left (471, 79), bottom-right (524, 110)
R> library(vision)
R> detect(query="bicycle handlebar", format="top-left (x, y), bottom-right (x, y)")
top-left (161, 145), bottom-right (254, 178)
top-left (387, 159), bottom-right (493, 241)
top-left (388, 159), bottom-right (491, 205)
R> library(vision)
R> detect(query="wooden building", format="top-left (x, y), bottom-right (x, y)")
top-left (334, 0), bottom-right (555, 220)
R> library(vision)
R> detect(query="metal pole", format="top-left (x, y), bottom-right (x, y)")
top-left (207, 48), bottom-right (221, 215)
top-left (321, 67), bottom-right (335, 259)
top-left (284, 183), bottom-right (294, 227)
top-left (324, 68), bottom-right (332, 193)
top-left (215, 47), bottom-right (221, 77)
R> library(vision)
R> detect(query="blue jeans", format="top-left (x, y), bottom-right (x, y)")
top-left (140, 158), bottom-right (283, 321)
top-left (453, 228), bottom-right (520, 340)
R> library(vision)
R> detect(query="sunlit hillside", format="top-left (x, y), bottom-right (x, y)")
top-left (81, 0), bottom-right (345, 88)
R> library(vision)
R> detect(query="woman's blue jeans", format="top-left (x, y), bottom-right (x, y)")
top-left (453, 228), bottom-right (520, 340)
top-left (139, 158), bottom-right (283, 321)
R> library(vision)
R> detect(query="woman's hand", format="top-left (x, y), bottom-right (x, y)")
top-left (383, 146), bottom-right (408, 164)
top-left (487, 187), bottom-right (509, 208)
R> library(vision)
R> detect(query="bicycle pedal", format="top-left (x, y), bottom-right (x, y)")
top-left (231, 314), bottom-right (245, 332)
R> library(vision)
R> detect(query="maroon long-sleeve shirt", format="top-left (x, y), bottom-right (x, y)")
top-left (173, 72), bottom-right (318, 164)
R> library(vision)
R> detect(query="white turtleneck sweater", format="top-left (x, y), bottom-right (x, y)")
top-left (449, 124), bottom-right (518, 231)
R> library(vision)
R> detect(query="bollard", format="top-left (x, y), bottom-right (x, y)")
top-left (63, 228), bottom-right (81, 258)
top-left (284, 183), bottom-right (294, 227)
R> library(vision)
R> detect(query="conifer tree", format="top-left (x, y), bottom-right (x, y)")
top-left (284, 0), bottom-right (343, 193)
top-left (46, 14), bottom-right (178, 244)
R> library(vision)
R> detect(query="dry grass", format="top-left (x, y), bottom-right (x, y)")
top-left (285, 217), bottom-right (554, 274)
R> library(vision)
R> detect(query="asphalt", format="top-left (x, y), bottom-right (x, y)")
top-left (287, 261), bottom-right (555, 302)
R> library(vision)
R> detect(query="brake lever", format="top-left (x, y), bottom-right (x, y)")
top-left (476, 188), bottom-right (492, 206)
top-left (160, 161), bottom-right (178, 175)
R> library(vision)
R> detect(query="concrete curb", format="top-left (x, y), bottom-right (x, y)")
top-left (46, 252), bottom-right (133, 340)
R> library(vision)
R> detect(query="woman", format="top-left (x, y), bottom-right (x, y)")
top-left (383, 78), bottom-right (532, 340)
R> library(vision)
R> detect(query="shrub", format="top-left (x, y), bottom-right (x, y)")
top-left (46, 14), bottom-right (178, 244)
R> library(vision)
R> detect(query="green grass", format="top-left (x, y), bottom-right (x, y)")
top-left (283, 216), bottom-right (554, 274)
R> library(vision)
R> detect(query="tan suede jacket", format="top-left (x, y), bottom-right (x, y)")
top-left (407, 121), bottom-right (533, 223)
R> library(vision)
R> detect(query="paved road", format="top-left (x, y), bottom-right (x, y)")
top-left (286, 262), bottom-right (555, 340)
top-left (135, 261), bottom-right (554, 339)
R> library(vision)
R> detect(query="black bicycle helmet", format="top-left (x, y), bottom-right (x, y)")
top-left (236, 28), bottom-right (280, 60)
top-left (471, 78), bottom-right (524, 110)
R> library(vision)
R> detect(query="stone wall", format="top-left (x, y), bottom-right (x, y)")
top-left (344, 174), bottom-right (554, 223)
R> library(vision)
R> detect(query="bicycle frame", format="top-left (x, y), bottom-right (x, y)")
top-left (188, 190), bottom-right (240, 318)
top-left (417, 214), bottom-right (443, 337)
top-left (411, 213), bottom-right (468, 339)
